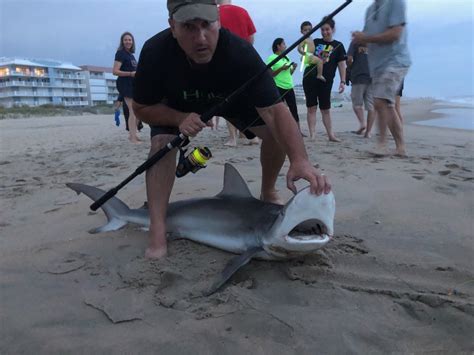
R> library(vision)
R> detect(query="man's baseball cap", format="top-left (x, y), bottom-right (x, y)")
top-left (167, 0), bottom-right (218, 22)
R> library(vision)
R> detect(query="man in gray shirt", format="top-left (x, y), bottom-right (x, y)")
top-left (347, 41), bottom-right (375, 138)
top-left (352, 0), bottom-right (411, 156)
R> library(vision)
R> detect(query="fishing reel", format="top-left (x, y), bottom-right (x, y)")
top-left (176, 146), bottom-right (212, 178)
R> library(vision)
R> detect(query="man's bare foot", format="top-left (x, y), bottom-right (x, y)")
top-left (352, 127), bottom-right (366, 135)
top-left (224, 140), bottom-right (237, 147)
top-left (317, 75), bottom-right (326, 82)
top-left (363, 133), bottom-right (372, 138)
top-left (392, 148), bottom-right (407, 158)
top-left (329, 136), bottom-right (341, 142)
top-left (129, 136), bottom-right (142, 144)
top-left (145, 246), bottom-right (168, 259)
top-left (244, 137), bottom-right (260, 145)
top-left (260, 190), bottom-right (284, 205)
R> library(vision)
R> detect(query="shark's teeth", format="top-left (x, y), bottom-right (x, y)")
top-left (288, 219), bottom-right (328, 239)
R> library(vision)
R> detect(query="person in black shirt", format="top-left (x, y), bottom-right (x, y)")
top-left (133, 0), bottom-right (331, 259)
top-left (113, 32), bottom-right (141, 143)
top-left (302, 18), bottom-right (346, 142)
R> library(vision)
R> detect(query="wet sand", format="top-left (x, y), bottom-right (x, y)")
top-left (1, 98), bottom-right (473, 353)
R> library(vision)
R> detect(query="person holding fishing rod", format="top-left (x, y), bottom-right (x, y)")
top-left (132, 0), bottom-right (332, 259)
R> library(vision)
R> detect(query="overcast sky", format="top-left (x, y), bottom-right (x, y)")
top-left (1, 0), bottom-right (473, 98)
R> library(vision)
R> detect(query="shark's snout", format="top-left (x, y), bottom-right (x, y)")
top-left (263, 188), bottom-right (335, 258)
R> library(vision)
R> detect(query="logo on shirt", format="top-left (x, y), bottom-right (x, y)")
top-left (315, 44), bottom-right (334, 63)
top-left (358, 46), bottom-right (368, 54)
top-left (182, 89), bottom-right (225, 102)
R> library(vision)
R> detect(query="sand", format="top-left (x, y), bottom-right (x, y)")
top-left (1, 98), bottom-right (473, 353)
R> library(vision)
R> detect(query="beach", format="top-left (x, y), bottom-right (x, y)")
top-left (1, 98), bottom-right (473, 353)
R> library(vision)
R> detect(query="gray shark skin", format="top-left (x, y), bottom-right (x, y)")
top-left (67, 163), bottom-right (335, 294)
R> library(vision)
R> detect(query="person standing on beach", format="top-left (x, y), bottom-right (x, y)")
top-left (113, 32), bottom-right (142, 144)
top-left (217, 0), bottom-right (259, 147)
top-left (302, 18), bottom-right (346, 142)
top-left (267, 38), bottom-right (302, 132)
top-left (347, 40), bottom-right (376, 138)
top-left (352, 0), bottom-right (411, 156)
top-left (132, 0), bottom-right (331, 259)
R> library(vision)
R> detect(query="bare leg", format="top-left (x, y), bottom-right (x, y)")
top-left (124, 97), bottom-right (141, 143)
top-left (249, 126), bottom-right (286, 205)
top-left (224, 121), bottom-right (238, 147)
top-left (307, 105), bottom-right (317, 140)
top-left (374, 98), bottom-right (406, 155)
top-left (352, 105), bottom-right (366, 134)
top-left (364, 110), bottom-right (376, 138)
top-left (395, 95), bottom-right (404, 124)
top-left (145, 134), bottom-right (178, 259)
top-left (308, 55), bottom-right (326, 82)
top-left (320, 109), bottom-right (340, 142)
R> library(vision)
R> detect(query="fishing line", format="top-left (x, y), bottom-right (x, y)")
top-left (90, 0), bottom-right (354, 211)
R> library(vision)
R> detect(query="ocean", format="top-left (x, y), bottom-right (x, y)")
top-left (413, 96), bottom-right (474, 131)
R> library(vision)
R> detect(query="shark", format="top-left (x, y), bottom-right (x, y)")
top-left (67, 163), bottom-right (335, 295)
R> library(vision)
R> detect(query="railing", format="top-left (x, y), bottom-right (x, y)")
top-left (56, 74), bottom-right (86, 80)
top-left (0, 92), bottom-right (87, 98)
top-left (9, 72), bottom-right (50, 78)
top-left (0, 81), bottom-right (87, 89)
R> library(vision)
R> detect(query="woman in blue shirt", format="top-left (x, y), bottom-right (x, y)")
top-left (113, 32), bottom-right (141, 143)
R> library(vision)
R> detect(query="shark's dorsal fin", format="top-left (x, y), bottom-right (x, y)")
top-left (216, 163), bottom-right (253, 198)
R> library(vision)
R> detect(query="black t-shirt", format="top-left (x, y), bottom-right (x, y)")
top-left (115, 49), bottom-right (137, 72)
top-left (304, 38), bottom-right (346, 83)
top-left (134, 28), bottom-right (280, 119)
top-left (347, 42), bottom-right (371, 85)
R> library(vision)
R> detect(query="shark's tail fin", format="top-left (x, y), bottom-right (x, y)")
top-left (66, 183), bottom-right (130, 234)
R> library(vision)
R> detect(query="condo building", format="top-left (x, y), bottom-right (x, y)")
top-left (0, 58), bottom-right (119, 108)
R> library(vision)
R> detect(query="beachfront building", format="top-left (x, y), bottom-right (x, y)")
top-left (79, 65), bottom-right (118, 106)
top-left (0, 57), bottom-right (89, 108)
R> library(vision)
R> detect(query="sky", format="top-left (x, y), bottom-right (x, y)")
top-left (1, 0), bottom-right (473, 98)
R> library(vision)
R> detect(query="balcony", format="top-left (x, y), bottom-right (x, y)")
top-left (0, 81), bottom-right (51, 88)
top-left (1, 91), bottom-right (52, 98)
top-left (56, 74), bottom-right (85, 80)
top-left (9, 71), bottom-right (50, 78)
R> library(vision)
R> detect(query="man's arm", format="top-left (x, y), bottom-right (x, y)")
top-left (133, 102), bottom-right (211, 137)
top-left (256, 103), bottom-right (330, 195)
top-left (360, 25), bottom-right (404, 44)
top-left (257, 102), bottom-right (307, 162)
top-left (133, 102), bottom-right (187, 127)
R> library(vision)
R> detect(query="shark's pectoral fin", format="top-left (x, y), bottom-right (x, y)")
top-left (204, 246), bottom-right (263, 296)
top-left (88, 218), bottom-right (128, 234)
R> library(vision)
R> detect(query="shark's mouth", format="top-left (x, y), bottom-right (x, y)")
top-left (287, 219), bottom-right (330, 241)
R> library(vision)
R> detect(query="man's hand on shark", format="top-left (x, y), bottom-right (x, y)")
top-left (286, 161), bottom-right (331, 196)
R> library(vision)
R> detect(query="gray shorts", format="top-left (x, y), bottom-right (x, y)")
top-left (372, 67), bottom-right (409, 106)
top-left (351, 83), bottom-right (374, 111)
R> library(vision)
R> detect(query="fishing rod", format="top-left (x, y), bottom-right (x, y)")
top-left (90, 0), bottom-right (353, 211)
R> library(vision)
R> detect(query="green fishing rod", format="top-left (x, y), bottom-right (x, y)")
top-left (90, 0), bottom-right (353, 211)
